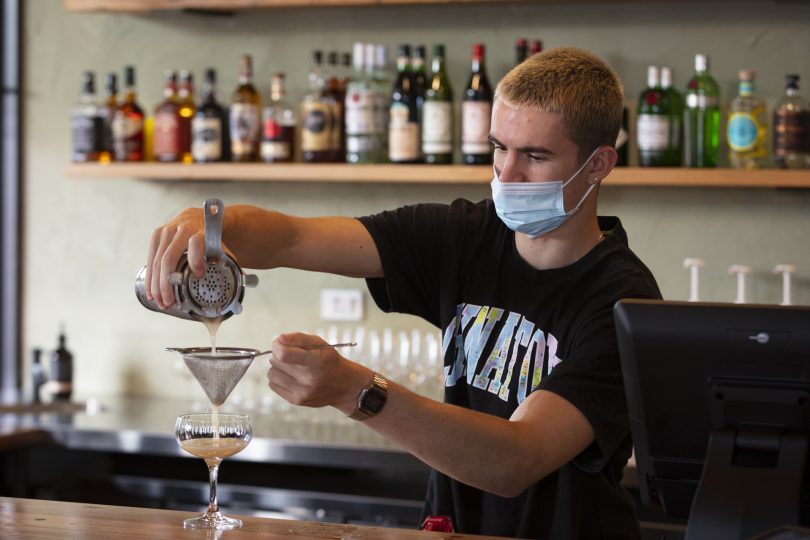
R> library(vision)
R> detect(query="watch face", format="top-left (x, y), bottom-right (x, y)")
top-left (361, 387), bottom-right (387, 415)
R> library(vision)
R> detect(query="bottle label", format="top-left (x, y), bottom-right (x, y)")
top-left (301, 102), bottom-right (333, 152)
top-left (686, 94), bottom-right (719, 109)
top-left (71, 114), bottom-right (104, 157)
top-left (191, 117), bottom-right (223, 161)
top-left (111, 114), bottom-right (144, 160)
top-left (728, 113), bottom-right (758, 152)
top-left (461, 101), bottom-right (492, 154)
top-left (261, 117), bottom-right (295, 161)
top-left (774, 111), bottom-right (810, 154)
top-left (153, 112), bottom-right (179, 158)
top-left (389, 102), bottom-right (419, 161)
top-left (637, 114), bottom-right (670, 151)
top-left (423, 101), bottom-right (453, 154)
top-left (230, 103), bottom-right (260, 157)
top-left (346, 89), bottom-right (376, 136)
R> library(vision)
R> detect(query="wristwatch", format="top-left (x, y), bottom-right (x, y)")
top-left (348, 372), bottom-right (389, 421)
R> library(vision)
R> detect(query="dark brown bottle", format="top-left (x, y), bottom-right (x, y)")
top-left (177, 70), bottom-right (195, 164)
top-left (50, 330), bottom-right (73, 402)
top-left (301, 50), bottom-right (337, 163)
top-left (112, 66), bottom-right (145, 162)
top-left (153, 71), bottom-right (181, 162)
top-left (230, 54), bottom-right (261, 162)
top-left (462, 44), bottom-right (493, 165)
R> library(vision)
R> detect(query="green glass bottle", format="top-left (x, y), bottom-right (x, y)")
top-left (422, 44), bottom-right (453, 164)
top-left (684, 54), bottom-right (720, 168)
top-left (636, 66), bottom-right (671, 167)
top-left (728, 69), bottom-right (768, 170)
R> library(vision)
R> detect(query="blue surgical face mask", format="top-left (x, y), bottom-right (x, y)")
top-left (491, 148), bottom-right (600, 238)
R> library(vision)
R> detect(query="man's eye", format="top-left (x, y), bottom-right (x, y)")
top-left (492, 144), bottom-right (506, 152)
top-left (527, 154), bottom-right (546, 162)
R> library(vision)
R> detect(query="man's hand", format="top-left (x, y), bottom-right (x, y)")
top-left (144, 207), bottom-right (208, 309)
top-left (266, 332), bottom-right (372, 413)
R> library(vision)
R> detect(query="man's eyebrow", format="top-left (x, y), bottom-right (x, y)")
top-left (488, 134), bottom-right (556, 155)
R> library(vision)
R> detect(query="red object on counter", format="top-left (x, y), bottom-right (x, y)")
top-left (420, 515), bottom-right (454, 532)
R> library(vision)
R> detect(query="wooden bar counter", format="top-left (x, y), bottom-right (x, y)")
top-left (0, 496), bottom-right (512, 539)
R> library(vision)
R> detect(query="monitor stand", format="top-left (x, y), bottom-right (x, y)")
top-left (685, 429), bottom-right (807, 540)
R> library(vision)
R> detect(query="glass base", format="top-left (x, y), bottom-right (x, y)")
top-left (183, 510), bottom-right (242, 530)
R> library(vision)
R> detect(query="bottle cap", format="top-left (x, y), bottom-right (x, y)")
top-left (647, 65), bottom-right (659, 88)
top-left (397, 44), bottom-right (411, 58)
top-left (530, 39), bottom-right (543, 54)
top-left (738, 69), bottom-right (755, 81)
top-left (515, 38), bottom-right (527, 48)
top-left (124, 65), bottom-right (136, 87)
top-left (660, 66), bottom-right (672, 88)
top-left (694, 53), bottom-right (708, 73)
top-left (352, 42), bottom-right (364, 71)
top-left (204, 68), bottom-right (216, 83)
top-left (472, 43), bottom-right (485, 59)
top-left (432, 44), bottom-right (446, 58)
top-left (106, 72), bottom-right (118, 93)
top-left (82, 71), bottom-right (95, 93)
top-left (413, 45), bottom-right (426, 59)
top-left (785, 74), bottom-right (800, 90)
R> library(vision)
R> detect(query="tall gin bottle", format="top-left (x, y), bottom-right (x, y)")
top-left (684, 54), bottom-right (720, 167)
top-left (728, 70), bottom-right (767, 170)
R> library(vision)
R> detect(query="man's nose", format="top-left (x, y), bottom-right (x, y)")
top-left (496, 152), bottom-right (527, 183)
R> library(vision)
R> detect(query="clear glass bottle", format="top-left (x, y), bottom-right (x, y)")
top-left (345, 43), bottom-right (380, 164)
top-left (112, 66), bottom-right (145, 162)
top-left (261, 73), bottom-right (297, 163)
top-left (423, 44), bottom-right (453, 164)
top-left (71, 71), bottom-right (103, 162)
top-left (684, 53), bottom-right (720, 168)
top-left (728, 69), bottom-right (768, 170)
top-left (412, 44), bottom-right (428, 138)
top-left (326, 51), bottom-right (346, 161)
top-left (637, 66), bottom-right (670, 167)
top-left (230, 54), bottom-right (261, 162)
top-left (192, 68), bottom-right (227, 163)
top-left (373, 44), bottom-right (391, 162)
top-left (660, 67), bottom-right (683, 166)
top-left (773, 74), bottom-right (810, 169)
top-left (301, 50), bottom-right (337, 163)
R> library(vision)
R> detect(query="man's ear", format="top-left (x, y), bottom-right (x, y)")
top-left (587, 146), bottom-right (618, 185)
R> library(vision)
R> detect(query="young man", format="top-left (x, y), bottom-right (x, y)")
top-left (145, 47), bottom-right (661, 538)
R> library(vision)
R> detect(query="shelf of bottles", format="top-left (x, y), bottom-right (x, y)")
top-left (65, 162), bottom-right (810, 188)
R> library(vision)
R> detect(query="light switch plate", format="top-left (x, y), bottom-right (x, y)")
top-left (320, 288), bottom-right (364, 322)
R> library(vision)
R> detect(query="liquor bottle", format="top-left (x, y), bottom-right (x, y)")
top-left (615, 106), bottom-right (629, 166)
top-left (112, 65), bottom-right (145, 162)
top-left (153, 70), bottom-right (181, 162)
top-left (636, 66), bottom-right (671, 167)
top-left (301, 50), bottom-right (337, 163)
top-left (515, 38), bottom-right (528, 65)
top-left (684, 53), bottom-right (720, 168)
top-left (192, 68), bottom-right (227, 163)
top-left (230, 54), bottom-right (261, 162)
top-left (389, 45), bottom-right (421, 164)
top-left (728, 69), bottom-right (768, 170)
top-left (462, 43), bottom-right (493, 165)
top-left (327, 51), bottom-right (346, 161)
top-left (660, 66), bottom-right (684, 166)
top-left (49, 328), bottom-right (73, 402)
top-left (261, 73), bottom-right (297, 163)
top-left (773, 74), bottom-right (810, 169)
top-left (423, 44), bottom-right (453, 164)
top-left (412, 45), bottom-right (428, 132)
top-left (71, 71), bottom-right (103, 162)
top-left (529, 40), bottom-right (543, 56)
top-left (373, 44), bottom-right (392, 162)
top-left (345, 43), bottom-right (379, 164)
top-left (177, 70), bottom-right (195, 164)
top-left (98, 73), bottom-right (118, 163)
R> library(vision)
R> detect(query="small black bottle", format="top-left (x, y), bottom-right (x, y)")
top-left (50, 329), bottom-right (73, 402)
top-left (31, 349), bottom-right (46, 403)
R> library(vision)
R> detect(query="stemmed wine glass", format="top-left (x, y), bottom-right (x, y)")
top-left (175, 413), bottom-right (252, 529)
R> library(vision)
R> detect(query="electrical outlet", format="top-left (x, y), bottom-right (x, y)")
top-left (320, 288), bottom-right (364, 322)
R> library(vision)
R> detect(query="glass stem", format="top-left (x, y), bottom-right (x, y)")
top-left (207, 462), bottom-right (220, 514)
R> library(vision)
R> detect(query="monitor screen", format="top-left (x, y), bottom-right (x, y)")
top-left (614, 299), bottom-right (810, 539)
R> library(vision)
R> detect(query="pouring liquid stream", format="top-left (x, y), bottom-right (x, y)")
top-left (202, 316), bottom-right (224, 439)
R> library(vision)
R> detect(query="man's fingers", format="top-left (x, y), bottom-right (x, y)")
top-left (186, 233), bottom-right (206, 279)
top-left (144, 228), bottom-right (162, 300)
top-left (150, 226), bottom-right (177, 308)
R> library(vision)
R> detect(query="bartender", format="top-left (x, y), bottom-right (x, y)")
top-left (144, 47), bottom-right (661, 539)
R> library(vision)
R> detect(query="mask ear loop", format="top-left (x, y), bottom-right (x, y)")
top-left (562, 147), bottom-right (603, 216)
top-left (562, 147), bottom-right (602, 189)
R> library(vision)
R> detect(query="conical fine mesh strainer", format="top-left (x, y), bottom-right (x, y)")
top-left (167, 347), bottom-right (260, 406)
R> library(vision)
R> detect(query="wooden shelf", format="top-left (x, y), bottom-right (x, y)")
top-left (64, 0), bottom-right (547, 12)
top-left (66, 163), bottom-right (810, 188)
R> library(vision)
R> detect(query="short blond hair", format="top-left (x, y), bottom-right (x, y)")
top-left (495, 47), bottom-right (623, 160)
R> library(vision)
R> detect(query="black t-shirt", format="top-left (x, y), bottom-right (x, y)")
top-left (358, 198), bottom-right (662, 539)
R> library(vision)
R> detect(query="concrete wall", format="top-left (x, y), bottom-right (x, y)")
top-left (23, 0), bottom-right (810, 398)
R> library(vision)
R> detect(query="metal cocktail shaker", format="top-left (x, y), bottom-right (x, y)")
top-left (135, 198), bottom-right (259, 321)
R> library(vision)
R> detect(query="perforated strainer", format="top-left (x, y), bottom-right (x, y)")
top-left (167, 347), bottom-right (259, 406)
top-left (135, 199), bottom-right (259, 321)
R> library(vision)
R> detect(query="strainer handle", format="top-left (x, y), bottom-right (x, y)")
top-left (204, 198), bottom-right (225, 262)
